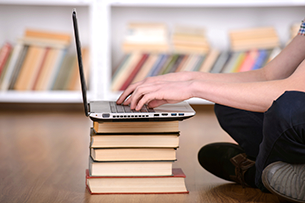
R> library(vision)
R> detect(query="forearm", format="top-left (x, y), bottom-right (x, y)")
top-left (191, 79), bottom-right (290, 112)
top-left (193, 69), bottom-right (267, 83)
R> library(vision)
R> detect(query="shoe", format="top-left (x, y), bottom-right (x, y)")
top-left (198, 142), bottom-right (255, 187)
top-left (262, 161), bottom-right (305, 203)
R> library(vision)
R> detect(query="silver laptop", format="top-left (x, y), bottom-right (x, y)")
top-left (72, 9), bottom-right (195, 121)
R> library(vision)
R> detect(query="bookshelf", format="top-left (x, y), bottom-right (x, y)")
top-left (0, 1), bottom-right (90, 103)
top-left (1, 0), bottom-right (305, 104)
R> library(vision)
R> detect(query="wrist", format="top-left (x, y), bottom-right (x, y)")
top-left (180, 71), bottom-right (201, 81)
top-left (189, 80), bottom-right (201, 98)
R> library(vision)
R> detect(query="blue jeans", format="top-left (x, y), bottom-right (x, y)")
top-left (214, 91), bottom-right (305, 191)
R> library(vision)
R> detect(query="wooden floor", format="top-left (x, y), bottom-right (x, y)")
top-left (0, 104), bottom-right (280, 203)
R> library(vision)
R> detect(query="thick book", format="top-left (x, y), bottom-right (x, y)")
top-left (93, 120), bottom-right (179, 134)
top-left (91, 148), bottom-right (177, 162)
top-left (229, 26), bottom-right (280, 51)
top-left (24, 29), bottom-right (71, 44)
top-left (85, 168), bottom-right (188, 194)
top-left (90, 128), bottom-right (179, 148)
top-left (89, 157), bottom-right (173, 176)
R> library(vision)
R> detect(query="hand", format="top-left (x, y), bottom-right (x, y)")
top-left (118, 80), bottom-right (194, 111)
top-left (117, 72), bottom-right (198, 106)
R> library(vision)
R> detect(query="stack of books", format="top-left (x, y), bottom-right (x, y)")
top-left (171, 25), bottom-right (210, 54)
top-left (228, 26), bottom-right (280, 52)
top-left (86, 120), bottom-right (189, 194)
top-left (122, 22), bottom-right (169, 53)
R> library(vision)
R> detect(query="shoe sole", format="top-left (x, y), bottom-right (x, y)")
top-left (262, 161), bottom-right (305, 203)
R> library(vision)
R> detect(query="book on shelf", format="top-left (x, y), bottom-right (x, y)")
top-left (89, 157), bottom-right (173, 176)
top-left (209, 51), bottom-right (231, 73)
top-left (0, 42), bottom-right (13, 77)
top-left (220, 51), bottom-right (241, 73)
top-left (174, 55), bottom-right (189, 72)
top-left (122, 22), bottom-right (169, 53)
top-left (52, 53), bottom-right (76, 90)
top-left (222, 51), bottom-right (247, 73)
top-left (65, 47), bottom-right (90, 91)
top-left (0, 44), bottom-right (13, 89)
top-left (237, 49), bottom-right (259, 72)
top-left (119, 53), bottom-right (149, 91)
top-left (198, 49), bottom-right (220, 72)
top-left (147, 54), bottom-right (169, 77)
top-left (93, 120), bottom-right (179, 134)
top-left (251, 49), bottom-right (270, 70)
top-left (229, 26), bottom-right (280, 51)
top-left (172, 25), bottom-right (210, 54)
top-left (111, 52), bottom-right (142, 91)
top-left (159, 54), bottom-right (179, 75)
top-left (33, 48), bottom-right (62, 90)
top-left (7, 45), bottom-right (29, 90)
top-left (24, 29), bottom-right (71, 44)
top-left (85, 168), bottom-right (188, 194)
top-left (90, 128), bottom-right (179, 148)
top-left (131, 53), bottom-right (159, 83)
top-left (0, 28), bottom-right (84, 91)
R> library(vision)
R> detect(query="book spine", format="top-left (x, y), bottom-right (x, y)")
top-left (119, 53), bottom-right (149, 91)
top-left (0, 42), bottom-right (13, 76)
top-left (1, 43), bottom-right (24, 91)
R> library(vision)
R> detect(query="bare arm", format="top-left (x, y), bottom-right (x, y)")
top-left (117, 34), bottom-right (305, 112)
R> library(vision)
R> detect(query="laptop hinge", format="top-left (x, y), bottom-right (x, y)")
top-left (87, 103), bottom-right (91, 116)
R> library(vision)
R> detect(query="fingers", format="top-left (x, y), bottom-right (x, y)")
top-left (130, 86), bottom-right (153, 110)
top-left (147, 100), bottom-right (168, 108)
top-left (116, 82), bottom-right (139, 104)
top-left (117, 76), bottom-right (169, 105)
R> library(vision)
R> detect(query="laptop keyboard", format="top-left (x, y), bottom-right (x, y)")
top-left (109, 102), bottom-right (155, 113)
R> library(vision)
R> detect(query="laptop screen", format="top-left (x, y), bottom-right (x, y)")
top-left (72, 9), bottom-right (89, 117)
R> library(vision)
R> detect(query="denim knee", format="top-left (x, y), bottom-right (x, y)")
top-left (264, 91), bottom-right (305, 130)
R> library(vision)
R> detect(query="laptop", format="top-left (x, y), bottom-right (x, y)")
top-left (72, 9), bottom-right (195, 121)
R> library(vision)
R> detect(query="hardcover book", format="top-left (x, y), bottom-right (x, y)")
top-left (86, 168), bottom-right (188, 194)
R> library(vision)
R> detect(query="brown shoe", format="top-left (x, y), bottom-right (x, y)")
top-left (198, 142), bottom-right (255, 187)
top-left (230, 153), bottom-right (256, 187)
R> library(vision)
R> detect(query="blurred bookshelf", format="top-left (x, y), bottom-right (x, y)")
top-left (0, 0), bottom-right (305, 104)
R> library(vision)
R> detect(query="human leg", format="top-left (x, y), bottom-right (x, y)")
top-left (214, 104), bottom-right (264, 159)
top-left (255, 91), bottom-right (305, 191)
top-left (198, 104), bottom-right (264, 187)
